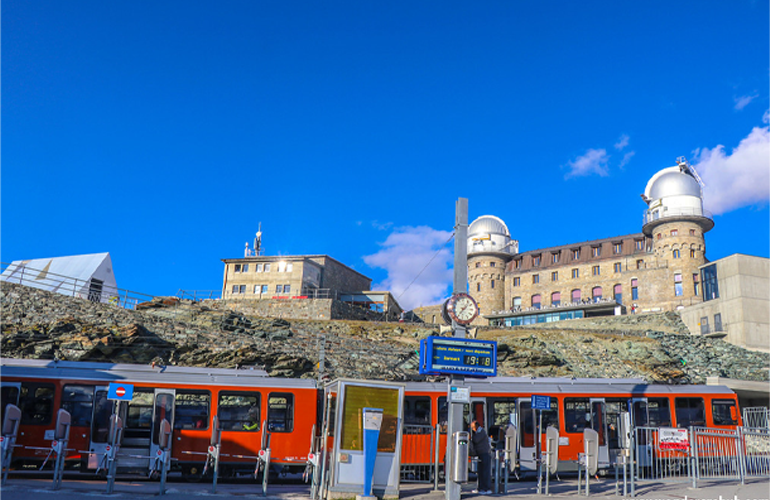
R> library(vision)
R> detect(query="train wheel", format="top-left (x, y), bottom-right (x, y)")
top-left (182, 464), bottom-right (204, 482)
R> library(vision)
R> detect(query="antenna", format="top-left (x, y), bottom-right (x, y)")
top-left (677, 156), bottom-right (705, 190)
top-left (254, 222), bottom-right (263, 257)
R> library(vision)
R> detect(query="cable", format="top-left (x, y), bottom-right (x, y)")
top-left (396, 232), bottom-right (455, 303)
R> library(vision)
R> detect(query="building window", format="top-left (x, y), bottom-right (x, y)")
top-left (551, 252), bottom-right (560, 264)
top-left (491, 280), bottom-right (495, 289)
top-left (490, 262), bottom-right (496, 267)
top-left (592, 246), bottom-right (601, 257)
top-left (551, 292), bottom-right (561, 306)
top-left (673, 249), bottom-right (681, 259)
top-left (257, 264), bottom-right (264, 272)
top-left (572, 248), bottom-right (581, 260)
top-left (551, 271), bottom-right (558, 282)
top-left (254, 285), bottom-right (261, 294)
top-left (533, 254), bottom-right (541, 266)
top-left (477, 283), bottom-right (481, 292)
top-left (571, 268), bottom-right (579, 279)
top-left (243, 264), bottom-right (249, 272)
top-left (278, 261), bottom-right (287, 272)
top-left (702, 264), bottom-right (719, 301)
top-left (631, 279), bottom-right (639, 300)
top-left (635, 239), bottom-right (644, 251)
top-left (613, 242), bottom-right (622, 254)
top-left (714, 313), bottom-right (723, 332)
top-left (614, 284), bottom-right (622, 305)
top-left (275, 285), bottom-right (282, 293)
top-left (532, 294), bottom-right (541, 309)
top-left (232, 285), bottom-right (239, 294)
top-left (690, 249), bottom-right (696, 258)
top-left (693, 274), bottom-right (700, 296)
top-left (514, 259), bottom-right (521, 270)
top-left (592, 265), bottom-right (600, 276)
top-left (614, 262), bottom-right (621, 273)
top-left (476, 262), bottom-right (481, 268)
top-left (571, 289), bottom-right (581, 303)
top-left (234, 264), bottom-right (242, 273)
top-left (671, 229), bottom-right (678, 236)
top-left (287, 263), bottom-right (293, 272)
top-left (512, 297), bottom-right (522, 309)
top-left (513, 277), bottom-right (520, 287)
top-left (657, 233), bottom-right (662, 240)
top-left (690, 229), bottom-right (696, 236)
top-left (674, 273), bottom-right (683, 296)
top-left (592, 287), bottom-right (602, 302)
top-left (264, 263), bottom-right (271, 272)
top-left (637, 259), bottom-right (644, 269)
top-left (284, 284), bottom-right (291, 294)
top-left (533, 274), bottom-right (540, 284)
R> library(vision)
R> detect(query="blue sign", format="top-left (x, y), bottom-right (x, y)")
top-left (419, 337), bottom-right (497, 377)
top-left (108, 383), bottom-right (134, 401)
top-left (531, 394), bottom-right (551, 410)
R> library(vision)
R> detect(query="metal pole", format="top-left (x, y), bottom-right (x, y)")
top-left (433, 424), bottom-right (440, 491)
top-left (536, 411), bottom-right (543, 495)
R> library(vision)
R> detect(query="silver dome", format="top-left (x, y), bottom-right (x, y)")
top-left (648, 171), bottom-right (701, 200)
top-left (468, 215), bottom-right (510, 237)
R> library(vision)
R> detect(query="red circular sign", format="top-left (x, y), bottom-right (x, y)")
top-left (116, 387), bottom-right (126, 397)
top-left (258, 450), bottom-right (265, 457)
top-left (308, 453), bottom-right (315, 460)
top-left (106, 446), bottom-right (111, 451)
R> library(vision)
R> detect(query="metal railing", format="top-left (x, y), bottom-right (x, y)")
top-left (643, 207), bottom-right (714, 226)
top-left (177, 289), bottom-right (221, 301)
top-left (743, 407), bottom-right (770, 429)
top-left (400, 424), bottom-right (437, 483)
top-left (633, 426), bottom-right (691, 482)
top-left (1, 262), bottom-right (155, 310)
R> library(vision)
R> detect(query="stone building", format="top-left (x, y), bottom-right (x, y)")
top-left (469, 158), bottom-right (715, 326)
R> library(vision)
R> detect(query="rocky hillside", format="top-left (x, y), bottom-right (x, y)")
top-left (2, 282), bottom-right (768, 384)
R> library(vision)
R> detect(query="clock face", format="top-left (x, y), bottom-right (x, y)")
top-left (445, 293), bottom-right (479, 325)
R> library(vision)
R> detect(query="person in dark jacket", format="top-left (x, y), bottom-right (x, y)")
top-left (469, 419), bottom-right (492, 494)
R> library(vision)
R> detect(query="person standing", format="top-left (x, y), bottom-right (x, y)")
top-left (470, 419), bottom-right (492, 494)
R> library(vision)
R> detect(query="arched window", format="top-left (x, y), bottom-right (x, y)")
top-left (532, 294), bottom-right (541, 309)
top-left (551, 292), bottom-right (561, 306)
top-left (571, 289), bottom-right (581, 303)
top-left (592, 287), bottom-right (603, 302)
top-left (614, 284), bottom-right (622, 305)
top-left (673, 249), bottom-right (681, 259)
top-left (631, 279), bottom-right (639, 300)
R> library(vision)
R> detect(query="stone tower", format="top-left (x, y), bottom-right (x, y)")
top-left (467, 215), bottom-right (517, 322)
top-left (641, 158), bottom-right (714, 310)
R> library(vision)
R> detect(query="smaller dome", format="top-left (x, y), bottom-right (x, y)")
top-left (647, 170), bottom-right (701, 200)
top-left (468, 215), bottom-right (510, 237)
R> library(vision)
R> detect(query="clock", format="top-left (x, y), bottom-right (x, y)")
top-left (442, 293), bottom-right (479, 325)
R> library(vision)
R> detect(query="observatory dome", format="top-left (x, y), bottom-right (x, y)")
top-left (468, 215), bottom-right (510, 238)
top-left (646, 170), bottom-right (702, 200)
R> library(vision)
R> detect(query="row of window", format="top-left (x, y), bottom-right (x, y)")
top-left (0, 383), bottom-right (295, 434)
top-left (512, 281), bottom-right (638, 308)
top-left (513, 240), bottom-right (647, 270)
top-left (403, 395), bottom-right (737, 435)
top-left (657, 228), bottom-right (698, 240)
top-left (233, 262), bottom-right (294, 273)
top-left (231, 284), bottom-right (292, 295)
top-left (515, 262), bottom-right (644, 286)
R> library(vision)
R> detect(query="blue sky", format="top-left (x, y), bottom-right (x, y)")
top-left (3, 1), bottom-right (768, 310)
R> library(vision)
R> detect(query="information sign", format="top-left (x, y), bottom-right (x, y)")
top-left (658, 427), bottom-right (689, 451)
top-left (107, 383), bottom-right (134, 401)
top-left (531, 394), bottom-right (551, 410)
top-left (419, 337), bottom-right (497, 377)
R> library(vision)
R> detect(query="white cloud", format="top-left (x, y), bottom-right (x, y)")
top-left (763, 109), bottom-right (769, 124)
top-left (619, 151), bottom-right (636, 169)
top-left (614, 134), bottom-right (630, 151)
top-left (734, 93), bottom-right (759, 111)
top-left (564, 148), bottom-right (610, 179)
top-left (363, 226), bottom-right (453, 310)
top-left (693, 125), bottom-right (770, 215)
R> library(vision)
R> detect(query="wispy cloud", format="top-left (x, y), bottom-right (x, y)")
top-left (693, 124), bottom-right (770, 215)
top-left (734, 92), bottom-right (759, 111)
top-left (564, 148), bottom-right (609, 179)
top-left (614, 134), bottom-right (630, 151)
top-left (619, 151), bottom-right (636, 169)
top-left (363, 226), bottom-right (453, 310)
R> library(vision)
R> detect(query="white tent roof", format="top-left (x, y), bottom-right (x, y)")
top-left (1, 252), bottom-right (117, 296)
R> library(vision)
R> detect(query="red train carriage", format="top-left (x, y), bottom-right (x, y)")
top-left (400, 377), bottom-right (741, 473)
top-left (0, 358), bottom-right (320, 477)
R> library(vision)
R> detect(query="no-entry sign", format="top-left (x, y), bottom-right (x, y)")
top-left (108, 383), bottom-right (134, 401)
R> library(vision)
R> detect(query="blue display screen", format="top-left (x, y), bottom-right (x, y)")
top-left (419, 337), bottom-right (497, 377)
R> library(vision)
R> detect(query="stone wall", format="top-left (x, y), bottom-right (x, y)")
top-left (468, 253), bottom-right (507, 324)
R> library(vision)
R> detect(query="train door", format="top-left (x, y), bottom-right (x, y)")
top-left (149, 389), bottom-right (175, 473)
top-left (518, 398), bottom-right (537, 471)
top-left (88, 386), bottom-right (114, 469)
top-left (630, 397), bottom-right (652, 466)
top-left (1, 382), bottom-right (21, 423)
top-left (469, 398), bottom-right (486, 429)
top-left (589, 398), bottom-right (609, 468)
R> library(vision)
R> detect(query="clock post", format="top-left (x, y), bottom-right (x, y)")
top-left (446, 198), bottom-right (469, 500)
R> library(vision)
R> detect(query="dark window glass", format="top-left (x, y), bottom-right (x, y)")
top-left (1, 386), bottom-right (20, 425)
top-left (218, 391), bottom-right (260, 432)
top-left (91, 390), bottom-right (115, 443)
top-left (675, 398), bottom-right (706, 428)
top-left (711, 399), bottom-right (738, 426)
top-left (19, 383), bottom-right (55, 425)
top-left (565, 398), bottom-right (590, 433)
top-left (438, 397), bottom-right (448, 434)
top-left (61, 385), bottom-right (95, 427)
top-left (267, 393), bottom-right (294, 432)
top-left (152, 393), bottom-right (175, 445)
top-left (702, 264), bottom-right (719, 301)
top-left (174, 391), bottom-right (210, 430)
top-left (403, 396), bottom-right (432, 432)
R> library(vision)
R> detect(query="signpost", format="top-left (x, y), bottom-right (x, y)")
top-left (531, 395), bottom-right (551, 494)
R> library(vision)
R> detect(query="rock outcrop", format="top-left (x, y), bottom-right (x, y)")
top-left (2, 282), bottom-right (768, 384)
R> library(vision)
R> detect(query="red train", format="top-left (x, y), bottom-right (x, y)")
top-left (0, 358), bottom-right (742, 477)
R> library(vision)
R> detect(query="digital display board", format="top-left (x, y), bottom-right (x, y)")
top-left (419, 337), bottom-right (497, 377)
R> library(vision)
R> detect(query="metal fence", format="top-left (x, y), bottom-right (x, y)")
top-left (743, 407), bottom-right (770, 429)
top-left (1, 261), bottom-right (156, 310)
top-left (400, 424), bottom-right (437, 483)
top-left (691, 426), bottom-right (742, 484)
top-left (633, 426), bottom-right (691, 482)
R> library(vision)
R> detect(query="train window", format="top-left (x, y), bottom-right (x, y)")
top-left (1, 386), bottom-right (20, 424)
top-left (267, 393), bottom-right (294, 433)
top-left (403, 396), bottom-right (431, 433)
top-left (491, 399), bottom-right (516, 441)
top-left (91, 390), bottom-right (115, 443)
top-left (153, 393), bottom-right (175, 445)
top-left (61, 385), bottom-right (94, 427)
top-left (125, 390), bottom-right (154, 429)
top-left (218, 391), bottom-right (260, 432)
top-left (712, 399), bottom-right (738, 426)
top-left (175, 391), bottom-right (210, 430)
top-left (565, 398), bottom-right (590, 433)
top-left (438, 397), bottom-right (448, 434)
top-left (19, 383), bottom-right (55, 425)
top-left (675, 398), bottom-right (706, 428)
top-left (648, 398), bottom-right (671, 427)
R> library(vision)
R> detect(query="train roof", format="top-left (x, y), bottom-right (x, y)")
top-left (0, 358), bottom-right (317, 390)
top-left (404, 377), bottom-right (737, 396)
